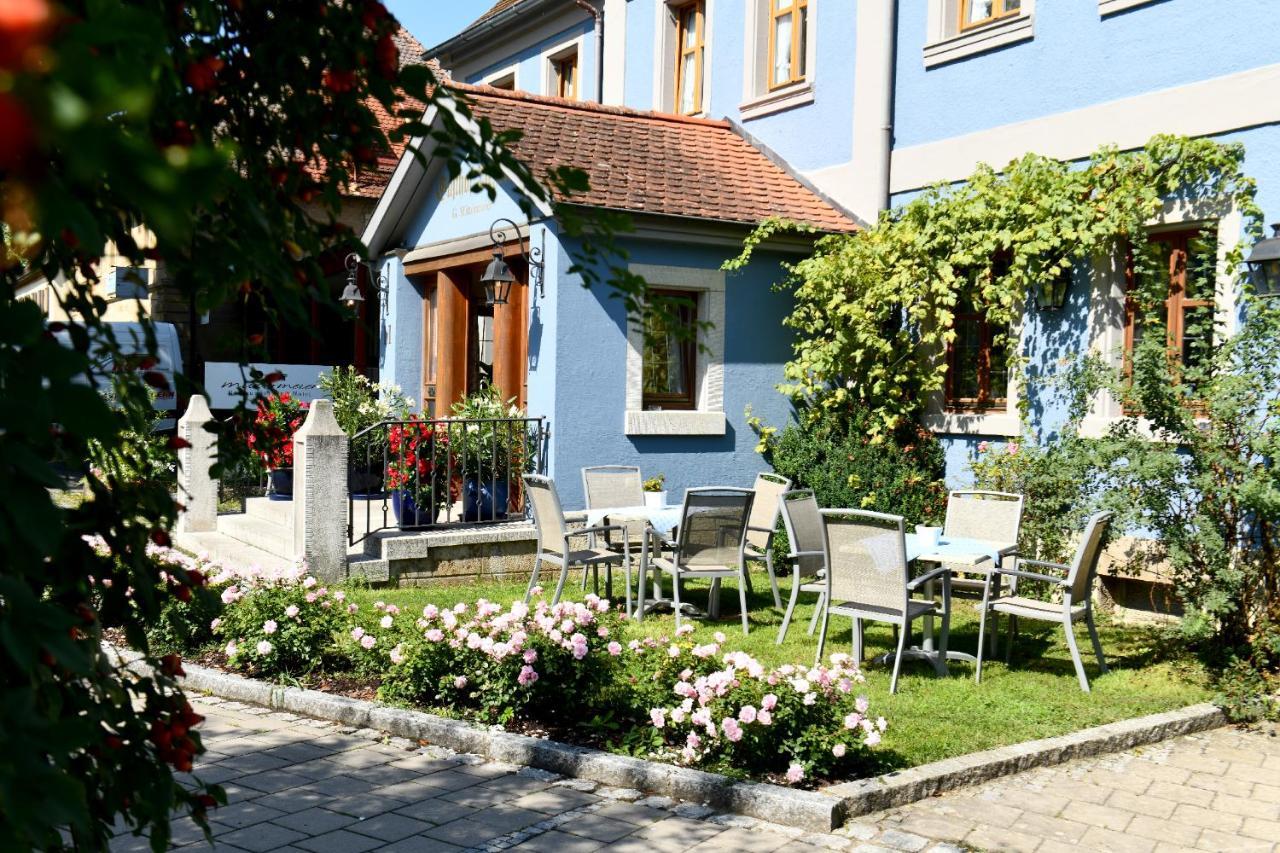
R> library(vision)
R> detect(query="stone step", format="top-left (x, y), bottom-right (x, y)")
top-left (174, 530), bottom-right (297, 575)
top-left (217, 512), bottom-right (293, 559)
top-left (243, 496), bottom-right (293, 528)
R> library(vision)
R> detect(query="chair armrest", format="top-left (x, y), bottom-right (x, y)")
top-left (788, 549), bottom-right (825, 560)
top-left (571, 524), bottom-right (628, 539)
top-left (1017, 557), bottom-right (1071, 573)
top-left (995, 567), bottom-right (1069, 586)
top-left (907, 565), bottom-right (951, 590)
top-left (747, 525), bottom-right (775, 535)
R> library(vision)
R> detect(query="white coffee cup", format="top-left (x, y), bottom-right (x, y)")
top-left (916, 525), bottom-right (942, 549)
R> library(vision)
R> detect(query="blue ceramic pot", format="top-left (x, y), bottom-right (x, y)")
top-left (462, 477), bottom-right (509, 522)
top-left (266, 468), bottom-right (293, 501)
top-left (390, 489), bottom-right (435, 528)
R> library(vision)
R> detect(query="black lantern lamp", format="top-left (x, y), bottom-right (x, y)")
top-left (1035, 265), bottom-right (1072, 311)
top-left (479, 217), bottom-right (544, 306)
top-left (340, 252), bottom-right (366, 309)
top-left (1246, 223), bottom-right (1280, 298)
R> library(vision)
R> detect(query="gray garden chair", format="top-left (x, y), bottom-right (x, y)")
top-left (741, 472), bottom-right (791, 608)
top-left (580, 465), bottom-right (648, 591)
top-left (939, 490), bottom-right (1024, 652)
top-left (775, 489), bottom-right (829, 645)
top-left (975, 511), bottom-right (1113, 692)
top-left (815, 509), bottom-right (952, 693)
top-left (642, 487), bottom-right (755, 635)
top-left (523, 475), bottom-right (633, 612)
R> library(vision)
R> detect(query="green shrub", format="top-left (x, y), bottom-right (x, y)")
top-left (145, 549), bottom-right (224, 655)
top-left (379, 593), bottom-right (625, 725)
top-left (625, 629), bottom-right (886, 783)
top-left (213, 569), bottom-right (345, 677)
top-left (761, 403), bottom-right (946, 525)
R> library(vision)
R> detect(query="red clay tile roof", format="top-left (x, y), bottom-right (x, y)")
top-left (341, 26), bottom-right (429, 199)
top-left (453, 83), bottom-right (857, 232)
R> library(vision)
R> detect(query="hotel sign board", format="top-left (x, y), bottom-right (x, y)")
top-left (205, 362), bottom-right (332, 410)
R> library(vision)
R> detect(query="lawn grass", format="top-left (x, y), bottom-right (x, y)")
top-left (343, 568), bottom-right (1210, 770)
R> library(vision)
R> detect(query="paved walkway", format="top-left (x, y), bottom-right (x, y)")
top-left (110, 697), bottom-right (1280, 853)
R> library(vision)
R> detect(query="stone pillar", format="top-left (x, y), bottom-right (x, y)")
top-left (175, 395), bottom-right (218, 533)
top-left (291, 399), bottom-right (349, 581)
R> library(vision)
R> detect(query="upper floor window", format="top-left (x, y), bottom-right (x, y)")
top-left (768, 0), bottom-right (808, 90)
top-left (643, 289), bottom-right (699, 410)
top-left (961, 0), bottom-right (1021, 30)
top-left (553, 52), bottom-right (579, 100)
top-left (946, 295), bottom-right (1008, 411)
top-left (674, 1), bottom-right (705, 115)
top-left (1124, 227), bottom-right (1217, 384)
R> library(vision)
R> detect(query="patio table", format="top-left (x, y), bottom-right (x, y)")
top-left (874, 533), bottom-right (1013, 669)
top-left (583, 505), bottom-right (681, 617)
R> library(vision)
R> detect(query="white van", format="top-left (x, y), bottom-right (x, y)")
top-left (52, 321), bottom-right (185, 431)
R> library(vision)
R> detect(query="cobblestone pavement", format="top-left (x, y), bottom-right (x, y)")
top-left (110, 698), bottom-right (1280, 853)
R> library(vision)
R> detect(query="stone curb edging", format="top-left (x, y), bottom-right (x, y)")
top-left (823, 701), bottom-right (1225, 816)
top-left (114, 647), bottom-right (1224, 833)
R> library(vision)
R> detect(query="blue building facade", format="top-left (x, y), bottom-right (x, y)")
top-left (372, 0), bottom-right (1280, 504)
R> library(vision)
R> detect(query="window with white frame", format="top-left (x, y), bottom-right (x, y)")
top-left (741, 0), bottom-right (815, 118)
top-left (1081, 204), bottom-right (1241, 438)
top-left (924, 0), bottom-right (1033, 69)
top-left (625, 264), bottom-right (726, 436)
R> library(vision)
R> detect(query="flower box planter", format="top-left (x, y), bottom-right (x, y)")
top-left (644, 490), bottom-right (668, 509)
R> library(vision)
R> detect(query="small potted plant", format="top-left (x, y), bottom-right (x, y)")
top-left (249, 393), bottom-right (308, 500)
top-left (643, 473), bottom-right (667, 508)
top-left (451, 386), bottom-right (526, 522)
top-left (319, 366), bottom-right (413, 497)
top-left (385, 415), bottom-right (454, 527)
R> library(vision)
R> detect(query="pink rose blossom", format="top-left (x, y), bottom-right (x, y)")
top-left (865, 730), bottom-right (882, 747)
top-left (262, 620), bottom-right (278, 635)
top-left (351, 627), bottom-right (365, 641)
top-left (738, 705), bottom-right (757, 724)
top-left (855, 696), bottom-right (870, 713)
top-left (389, 644), bottom-right (405, 665)
top-left (832, 743), bottom-right (847, 758)
top-left (523, 649), bottom-right (538, 664)
top-left (285, 605), bottom-right (300, 618)
top-left (518, 665), bottom-right (539, 686)
top-left (210, 618), bottom-right (221, 631)
top-left (756, 709), bottom-right (772, 725)
top-left (721, 718), bottom-right (743, 742)
top-left (607, 641), bottom-right (622, 656)
top-left (650, 709), bottom-right (666, 728)
top-left (426, 628), bottom-right (444, 642)
top-left (360, 634), bottom-right (376, 650)
top-left (454, 676), bottom-right (468, 689)
top-left (423, 604), bottom-right (439, 619)
top-left (256, 640), bottom-right (273, 656)
top-left (305, 592), bottom-right (317, 603)
top-left (785, 764), bottom-right (805, 783)
top-left (225, 641), bottom-right (238, 657)
top-left (302, 576), bottom-right (317, 589)
top-left (380, 615), bottom-right (393, 629)
top-left (761, 693), bottom-right (778, 711)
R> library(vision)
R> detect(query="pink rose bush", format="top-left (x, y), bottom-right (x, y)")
top-left (378, 591), bottom-right (625, 724)
top-left (626, 633), bottom-right (884, 784)
top-left (209, 562), bottom-right (342, 677)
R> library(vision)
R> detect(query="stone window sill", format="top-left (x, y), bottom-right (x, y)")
top-left (923, 410), bottom-right (1020, 437)
top-left (739, 82), bottom-right (815, 121)
top-left (1099, 0), bottom-right (1157, 16)
top-left (923, 13), bottom-right (1034, 69)
top-left (625, 410), bottom-right (727, 436)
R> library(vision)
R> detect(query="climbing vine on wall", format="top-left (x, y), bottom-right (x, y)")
top-left (727, 134), bottom-right (1263, 434)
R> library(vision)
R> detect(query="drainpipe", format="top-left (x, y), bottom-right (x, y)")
top-left (572, 0), bottom-right (605, 103)
top-left (877, 0), bottom-right (898, 213)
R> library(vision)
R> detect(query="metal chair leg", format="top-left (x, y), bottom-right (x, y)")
top-left (890, 618), bottom-right (909, 694)
top-left (551, 562), bottom-right (571, 606)
top-left (975, 604), bottom-right (989, 684)
top-left (1086, 610), bottom-right (1108, 674)
top-left (524, 554), bottom-right (542, 603)
top-left (1005, 615), bottom-right (1017, 664)
top-left (777, 575), bottom-right (802, 645)
top-left (671, 570), bottom-right (683, 634)
top-left (738, 569), bottom-right (750, 635)
top-left (807, 591), bottom-right (825, 636)
top-left (1064, 617), bottom-right (1091, 692)
top-left (766, 551), bottom-right (782, 609)
top-left (814, 605), bottom-right (831, 669)
top-left (852, 618), bottom-right (863, 662)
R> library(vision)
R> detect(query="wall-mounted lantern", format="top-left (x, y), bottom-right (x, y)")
top-left (479, 217), bottom-right (545, 306)
top-left (1246, 223), bottom-right (1280, 298)
top-left (1035, 266), bottom-right (1072, 311)
top-left (340, 252), bottom-right (390, 312)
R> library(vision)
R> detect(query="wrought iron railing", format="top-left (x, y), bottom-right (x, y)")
top-left (348, 416), bottom-right (550, 545)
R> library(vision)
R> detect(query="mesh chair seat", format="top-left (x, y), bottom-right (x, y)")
top-left (828, 598), bottom-right (938, 622)
top-left (989, 595), bottom-right (1087, 621)
top-left (563, 547), bottom-right (632, 566)
top-left (649, 555), bottom-right (737, 576)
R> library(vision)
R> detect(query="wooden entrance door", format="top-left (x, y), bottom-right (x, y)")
top-left (416, 247), bottom-right (527, 416)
